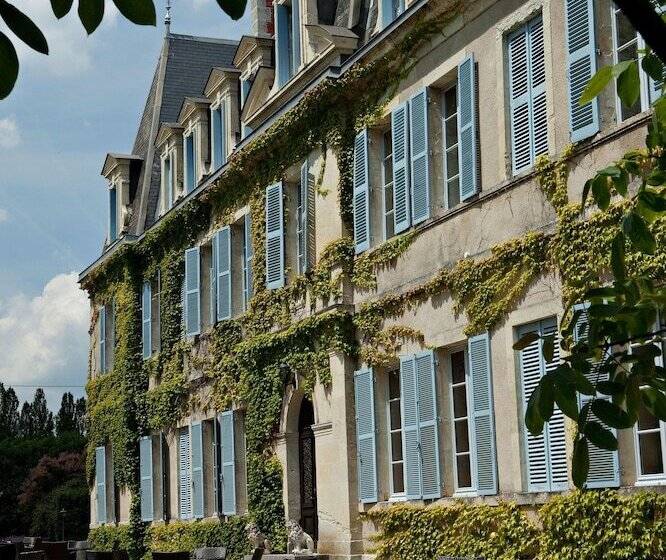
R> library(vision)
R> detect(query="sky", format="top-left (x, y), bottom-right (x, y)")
top-left (0, 1), bottom-right (251, 410)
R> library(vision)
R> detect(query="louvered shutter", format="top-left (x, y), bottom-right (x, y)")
top-left (400, 355), bottom-right (421, 499)
top-left (509, 25), bottom-right (532, 174)
top-left (519, 321), bottom-right (550, 492)
top-left (216, 227), bottom-right (232, 321)
top-left (392, 102), bottom-right (411, 233)
top-left (458, 55), bottom-right (478, 201)
top-left (99, 306), bottom-right (106, 373)
top-left (353, 130), bottom-right (370, 253)
top-left (142, 282), bottom-right (152, 360)
top-left (185, 247), bottom-right (200, 336)
top-left (415, 351), bottom-right (441, 499)
top-left (529, 18), bottom-right (548, 161)
top-left (209, 252), bottom-right (216, 326)
top-left (265, 182), bottom-right (285, 289)
top-left (573, 304), bottom-right (620, 488)
top-left (95, 446), bottom-right (107, 524)
top-left (468, 333), bottom-right (498, 495)
top-left (409, 89), bottom-right (430, 224)
top-left (244, 213), bottom-right (253, 305)
top-left (160, 433), bottom-right (168, 520)
top-left (178, 429), bottom-right (192, 519)
top-left (565, 0), bottom-right (599, 142)
top-left (299, 160), bottom-right (313, 271)
top-left (140, 436), bottom-right (154, 521)
top-left (219, 411), bottom-right (237, 515)
top-left (191, 422), bottom-right (204, 518)
top-left (354, 368), bottom-right (377, 503)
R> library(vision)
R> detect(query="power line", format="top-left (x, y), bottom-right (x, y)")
top-left (8, 385), bottom-right (86, 389)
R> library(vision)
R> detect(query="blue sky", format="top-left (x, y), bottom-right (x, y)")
top-left (0, 1), bottom-right (250, 409)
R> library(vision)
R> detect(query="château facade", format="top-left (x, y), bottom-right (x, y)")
top-left (80, 0), bottom-right (666, 557)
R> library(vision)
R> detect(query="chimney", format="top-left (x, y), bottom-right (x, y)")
top-left (251, 0), bottom-right (274, 37)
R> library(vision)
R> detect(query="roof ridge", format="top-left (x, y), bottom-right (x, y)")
top-left (167, 32), bottom-right (239, 46)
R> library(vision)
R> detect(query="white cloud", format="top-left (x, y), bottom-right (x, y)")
top-left (12, 1), bottom-right (119, 77)
top-left (0, 273), bottom-right (89, 407)
top-left (0, 209), bottom-right (9, 223)
top-left (0, 116), bottom-right (21, 148)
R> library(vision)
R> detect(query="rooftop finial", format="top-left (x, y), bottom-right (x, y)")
top-left (164, 0), bottom-right (171, 35)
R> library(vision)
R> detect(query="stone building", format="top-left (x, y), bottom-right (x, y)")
top-left (80, 0), bottom-right (666, 557)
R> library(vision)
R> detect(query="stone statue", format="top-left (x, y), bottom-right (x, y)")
top-left (286, 519), bottom-right (315, 554)
top-left (245, 521), bottom-right (271, 553)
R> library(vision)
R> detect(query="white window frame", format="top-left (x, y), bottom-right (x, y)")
top-left (161, 149), bottom-right (177, 214)
top-left (183, 125), bottom-right (199, 193)
top-left (449, 347), bottom-right (477, 496)
top-left (386, 368), bottom-right (406, 500)
top-left (610, 4), bottom-right (654, 122)
top-left (381, 129), bottom-right (395, 241)
top-left (210, 97), bottom-right (227, 170)
top-left (441, 84), bottom-right (460, 210)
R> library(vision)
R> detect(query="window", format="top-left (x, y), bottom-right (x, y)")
top-left (275, 0), bottom-right (301, 87)
top-left (240, 78), bottom-right (253, 139)
top-left (161, 151), bottom-right (176, 213)
top-left (184, 247), bottom-right (201, 337)
top-left (211, 102), bottom-right (226, 170)
top-left (265, 182), bottom-right (285, 289)
top-left (216, 410), bottom-right (239, 515)
top-left (387, 369), bottom-right (405, 497)
top-left (142, 275), bottom-right (160, 360)
top-left (178, 427), bottom-right (192, 519)
top-left (242, 213), bottom-right (253, 310)
top-left (212, 227), bottom-right (231, 322)
top-left (297, 160), bottom-right (313, 274)
top-left (98, 302), bottom-right (115, 373)
top-left (518, 318), bottom-right (568, 492)
top-left (507, 16), bottom-right (548, 175)
top-left (381, 0), bottom-right (405, 28)
top-left (95, 445), bottom-right (114, 524)
top-left (139, 434), bottom-right (165, 522)
top-left (442, 85), bottom-right (460, 209)
top-left (109, 186), bottom-right (117, 242)
top-left (382, 130), bottom-right (395, 240)
top-left (451, 349), bottom-right (472, 491)
top-left (611, 4), bottom-right (662, 122)
top-left (354, 367), bottom-right (378, 503)
top-left (184, 132), bottom-right (197, 193)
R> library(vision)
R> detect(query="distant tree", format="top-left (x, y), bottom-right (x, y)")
top-left (0, 382), bottom-right (20, 439)
top-left (31, 389), bottom-right (54, 437)
top-left (18, 401), bottom-right (34, 438)
top-left (74, 397), bottom-right (86, 436)
top-left (55, 392), bottom-right (77, 436)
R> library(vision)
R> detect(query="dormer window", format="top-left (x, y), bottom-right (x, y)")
top-left (211, 101), bottom-right (227, 171)
top-left (275, 0), bottom-right (301, 87)
top-left (109, 185), bottom-right (118, 242)
top-left (184, 131), bottom-right (198, 193)
top-left (161, 151), bottom-right (176, 212)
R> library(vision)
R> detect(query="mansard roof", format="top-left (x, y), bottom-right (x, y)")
top-left (129, 33), bottom-right (238, 234)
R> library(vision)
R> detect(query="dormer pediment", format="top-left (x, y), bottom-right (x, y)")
top-left (178, 97), bottom-right (212, 124)
top-left (233, 35), bottom-right (274, 73)
top-left (241, 65), bottom-right (275, 124)
top-left (101, 153), bottom-right (142, 179)
top-left (204, 67), bottom-right (241, 98)
top-left (156, 123), bottom-right (184, 149)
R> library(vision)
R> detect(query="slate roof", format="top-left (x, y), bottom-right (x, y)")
top-left (129, 33), bottom-right (238, 234)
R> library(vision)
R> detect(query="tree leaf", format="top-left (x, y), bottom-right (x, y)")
top-left (525, 385), bottom-right (545, 436)
top-left (215, 0), bottom-right (248, 20)
top-left (642, 51), bottom-right (664, 83)
top-left (572, 436), bottom-right (590, 489)
top-left (617, 62), bottom-right (641, 108)
top-left (591, 174), bottom-right (611, 210)
top-left (591, 398), bottom-right (633, 428)
top-left (0, 30), bottom-right (18, 99)
top-left (623, 210), bottom-right (656, 254)
top-left (513, 331), bottom-right (539, 351)
top-left (112, 0), bottom-right (155, 26)
top-left (542, 334), bottom-right (555, 363)
top-left (78, 0), bottom-right (104, 34)
top-left (642, 387), bottom-right (666, 421)
top-left (50, 0), bottom-right (73, 18)
top-left (0, 0), bottom-right (48, 54)
top-left (597, 380), bottom-right (625, 396)
top-left (583, 421), bottom-right (618, 450)
top-left (580, 65), bottom-right (613, 105)
top-left (538, 376), bottom-right (555, 421)
top-left (553, 382), bottom-right (579, 420)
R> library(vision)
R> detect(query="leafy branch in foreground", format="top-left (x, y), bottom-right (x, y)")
top-left (516, 48), bottom-right (666, 488)
top-left (0, 0), bottom-right (247, 100)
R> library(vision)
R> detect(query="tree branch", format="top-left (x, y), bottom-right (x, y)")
top-left (614, 0), bottom-right (666, 63)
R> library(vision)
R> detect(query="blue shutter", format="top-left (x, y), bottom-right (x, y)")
top-left (298, 161), bottom-right (308, 273)
top-left (468, 333), bottom-right (498, 495)
top-left (184, 247), bottom-right (201, 336)
top-left (140, 436), bottom-right (154, 521)
top-left (353, 129), bottom-right (370, 254)
top-left (276, 5), bottom-right (291, 87)
top-left (565, 0), bottom-right (599, 142)
top-left (415, 350), bottom-right (441, 499)
top-left (458, 55), bottom-right (478, 201)
top-left (392, 102), bottom-right (411, 233)
top-left (354, 368), bottom-right (377, 503)
top-left (216, 227), bottom-right (232, 321)
top-left (400, 355), bottom-right (421, 499)
top-left (178, 428), bottom-right (192, 518)
top-left (212, 104), bottom-right (226, 170)
top-left (185, 135), bottom-right (195, 192)
top-left (219, 411), bottom-right (237, 515)
top-left (244, 213), bottom-right (253, 307)
top-left (99, 306), bottom-right (106, 373)
top-left (409, 89), bottom-right (430, 224)
top-left (508, 25), bottom-right (532, 174)
top-left (108, 188), bottom-right (117, 242)
top-left (95, 446), bottom-right (107, 524)
top-left (191, 422), bottom-right (204, 518)
top-left (292, 0), bottom-right (301, 70)
top-left (573, 304), bottom-right (620, 488)
top-left (529, 18), bottom-right (548, 160)
top-left (142, 282), bottom-right (152, 360)
top-left (265, 182), bottom-right (285, 289)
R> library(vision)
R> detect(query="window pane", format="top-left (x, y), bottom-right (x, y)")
top-left (445, 116), bottom-right (458, 147)
top-left (391, 432), bottom-right (403, 461)
top-left (392, 462), bottom-right (405, 493)
top-left (617, 44), bottom-right (642, 120)
top-left (385, 183), bottom-right (394, 213)
top-left (448, 178), bottom-right (461, 209)
top-left (389, 370), bottom-right (400, 398)
top-left (444, 86), bottom-right (457, 117)
top-left (615, 11), bottom-right (637, 49)
top-left (390, 400), bottom-right (402, 431)
top-left (456, 454), bottom-right (472, 488)
top-left (453, 385), bottom-right (468, 418)
top-left (451, 351), bottom-right (466, 384)
top-left (446, 147), bottom-right (459, 177)
top-left (638, 406), bottom-right (660, 430)
top-left (639, 432), bottom-right (664, 475)
top-left (455, 419), bottom-right (470, 453)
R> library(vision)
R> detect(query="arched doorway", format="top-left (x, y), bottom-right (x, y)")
top-left (298, 397), bottom-right (318, 541)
